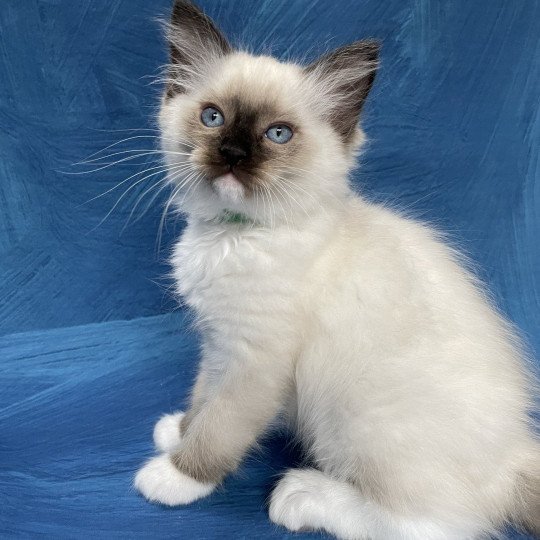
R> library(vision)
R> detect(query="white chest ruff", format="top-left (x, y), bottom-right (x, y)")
top-left (174, 226), bottom-right (266, 300)
top-left (171, 223), bottom-right (306, 331)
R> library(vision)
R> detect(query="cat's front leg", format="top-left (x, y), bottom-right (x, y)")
top-left (152, 368), bottom-right (210, 454)
top-left (135, 345), bottom-right (292, 506)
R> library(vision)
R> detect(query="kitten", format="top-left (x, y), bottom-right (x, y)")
top-left (134, 1), bottom-right (540, 538)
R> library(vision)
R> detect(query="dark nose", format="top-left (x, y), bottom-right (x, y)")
top-left (219, 143), bottom-right (249, 167)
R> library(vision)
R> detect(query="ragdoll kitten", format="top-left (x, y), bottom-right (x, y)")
top-left (134, 1), bottom-right (540, 538)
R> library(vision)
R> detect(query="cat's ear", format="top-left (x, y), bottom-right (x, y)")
top-left (305, 40), bottom-right (380, 142)
top-left (166, 1), bottom-right (231, 96)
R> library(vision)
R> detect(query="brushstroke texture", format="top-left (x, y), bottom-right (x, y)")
top-left (0, 0), bottom-right (537, 538)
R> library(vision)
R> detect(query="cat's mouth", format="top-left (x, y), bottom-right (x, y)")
top-left (203, 162), bottom-right (257, 202)
top-left (208, 164), bottom-right (254, 185)
top-left (211, 171), bottom-right (246, 203)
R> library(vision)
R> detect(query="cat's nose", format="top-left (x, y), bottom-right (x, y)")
top-left (219, 143), bottom-right (249, 167)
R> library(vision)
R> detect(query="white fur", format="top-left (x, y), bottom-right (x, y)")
top-left (169, 195), bottom-right (536, 537)
top-left (157, 48), bottom-right (538, 538)
top-left (269, 469), bottom-right (482, 540)
top-left (212, 173), bottom-right (245, 205)
top-left (134, 454), bottom-right (215, 506)
top-left (153, 412), bottom-right (185, 453)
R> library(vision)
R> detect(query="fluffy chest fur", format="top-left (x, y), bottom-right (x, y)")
top-left (171, 219), bottom-right (323, 345)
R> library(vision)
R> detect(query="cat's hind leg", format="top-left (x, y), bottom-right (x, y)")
top-left (269, 468), bottom-right (487, 540)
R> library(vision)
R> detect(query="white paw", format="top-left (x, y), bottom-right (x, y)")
top-left (153, 412), bottom-right (185, 453)
top-left (134, 454), bottom-right (215, 506)
top-left (269, 469), bottom-right (324, 532)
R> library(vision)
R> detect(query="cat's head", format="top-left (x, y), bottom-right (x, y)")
top-left (159, 0), bottom-right (379, 224)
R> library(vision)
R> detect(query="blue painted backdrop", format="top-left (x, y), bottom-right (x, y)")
top-left (1, 0), bottom-right (538, 538)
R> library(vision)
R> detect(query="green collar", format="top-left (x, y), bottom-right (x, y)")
top-left (217, 209), bottom-right (256, 226)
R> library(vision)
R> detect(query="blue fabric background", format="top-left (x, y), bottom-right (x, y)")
top-left (1, 0), bottom-right (538, 538)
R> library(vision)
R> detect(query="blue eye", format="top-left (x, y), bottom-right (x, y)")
top-left (265, 124), bottom-right (293, 144)
top-left (201, 106), bottom-right (224, 127)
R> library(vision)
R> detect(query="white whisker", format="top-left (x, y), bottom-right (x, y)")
top-left (77, 148), bottom-right (192, 166)
top-left (156, 169), bottom-right (202, 253)
top-left (79, 161), bottom-right (192, 207)
top-left (77, 133), bottom-right (195, 163)
top-left (89, 163), bottom-right (194, 232)
top-left (67, 151), bottom-right (188, 175)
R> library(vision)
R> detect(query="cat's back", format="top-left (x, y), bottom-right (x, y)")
top-left (304, 195), bottom-right (530, 402)
top-left (321, 196), bottom-right (490, 318)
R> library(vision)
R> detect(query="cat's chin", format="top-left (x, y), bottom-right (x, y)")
top-left (211, 172), bottom-right (246, 204)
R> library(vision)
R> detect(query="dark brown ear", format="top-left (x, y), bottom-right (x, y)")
top-left (166, 1), bottom-right (231, 97)
top-left (305, 40), bottom-right (380, 142)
